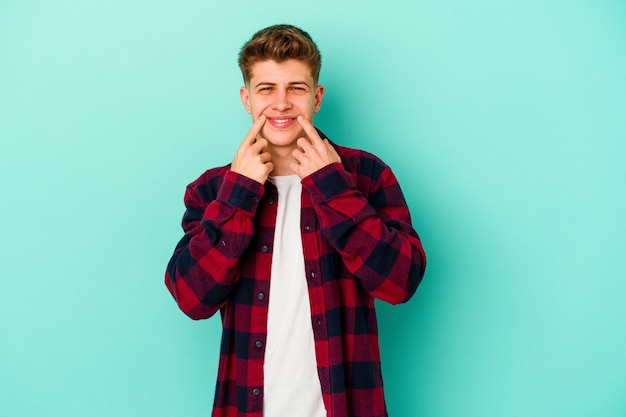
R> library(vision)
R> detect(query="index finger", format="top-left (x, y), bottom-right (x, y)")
top-left (296, 115), bottom-right (323, 144)
top-left (242, 115), bottom-right (267, 146)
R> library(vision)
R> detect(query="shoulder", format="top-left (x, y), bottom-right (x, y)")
top-left (317, 128), bottom-right (391, 179)
top-left (327, 141), bottom-right (401, 201)
top-left (321, 134), bottom-right (409, 210)
top-left (333, 143), bottom-right (390, 178)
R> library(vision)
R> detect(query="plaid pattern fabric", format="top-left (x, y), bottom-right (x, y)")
top-left (165, 132), bottom-right (426, 417)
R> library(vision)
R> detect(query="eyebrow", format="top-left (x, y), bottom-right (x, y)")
top-left (254, 81), bottom-right (312, 88)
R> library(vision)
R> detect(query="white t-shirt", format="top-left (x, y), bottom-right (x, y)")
top-left (263, 175), bottom-right (326, 417)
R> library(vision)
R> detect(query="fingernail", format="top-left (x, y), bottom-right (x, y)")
top-left (297, 115), bottom-right (303, 121)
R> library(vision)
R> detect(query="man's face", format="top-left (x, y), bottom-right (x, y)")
top-left (240, 59), bottom-right (324, 149)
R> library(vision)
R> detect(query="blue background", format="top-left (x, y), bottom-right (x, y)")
top-left (1, 1), bottom-right (625, 416)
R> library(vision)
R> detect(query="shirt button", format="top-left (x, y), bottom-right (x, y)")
top-left (252, 388), bottom-right (261, 396)
top-left (257, 292), bottom-right (265, 300)
top-left (255, 340), bottom-right (263, 348)
top-left (261, 245), bottom-right (269, 253)
top-left (316, 319), bottom-right (323, 326)
top-left (304, 225), bottom-right (311, 231)
top-left (267, 198), bottom-right (274, 205)
top-left (253, 197), bottom-right (260, 203)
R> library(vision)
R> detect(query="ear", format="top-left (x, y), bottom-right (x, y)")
top-left (314, 84), bottom-right (325, 113)
top-left (240, 86), bottom-right (251, 114)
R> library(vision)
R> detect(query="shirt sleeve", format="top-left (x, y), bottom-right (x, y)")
top-left (302, 161), bottom-right (426, 305)
top-left (165, 169), bottom-right (264, 319)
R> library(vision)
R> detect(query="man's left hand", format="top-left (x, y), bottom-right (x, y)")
top-left (290, 115), bottom-right (342, 178)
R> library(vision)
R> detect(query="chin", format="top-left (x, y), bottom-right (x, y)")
top-left (262, 128), bottom-right (301, 148)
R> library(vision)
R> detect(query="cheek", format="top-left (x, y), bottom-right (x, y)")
top-left (250, 98), bottom-right (270, 115)
top-left (298, 97), bottom-right (317, 114)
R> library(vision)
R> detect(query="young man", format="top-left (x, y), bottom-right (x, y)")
top-left (165, 24), bottom-right (426, 417)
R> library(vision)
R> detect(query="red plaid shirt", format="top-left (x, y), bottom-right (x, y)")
top-left (165, 133), bottom-right (426, 417)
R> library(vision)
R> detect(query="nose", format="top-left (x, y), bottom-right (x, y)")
top-left (272, 89), bottom-right (292, 112)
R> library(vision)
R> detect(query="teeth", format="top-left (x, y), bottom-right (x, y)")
top-left (274, 119), bottom-right (290, 123)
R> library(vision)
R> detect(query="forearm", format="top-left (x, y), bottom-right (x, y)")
top-left (303, 163), bottom-right (426, 304)
top-left (165, 170), bottom-right (263, 319)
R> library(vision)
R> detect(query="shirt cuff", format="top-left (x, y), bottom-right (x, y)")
top-left (302, 162), bottom-right (356, 204)
top-left (216, 170), bottom-right (264, 213)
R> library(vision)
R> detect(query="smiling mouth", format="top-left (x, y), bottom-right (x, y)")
top-left (267, 116), bottom-right (297, 128)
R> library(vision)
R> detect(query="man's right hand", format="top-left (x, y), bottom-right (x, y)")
top-left (230, 115), bottom-right (273, 184)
